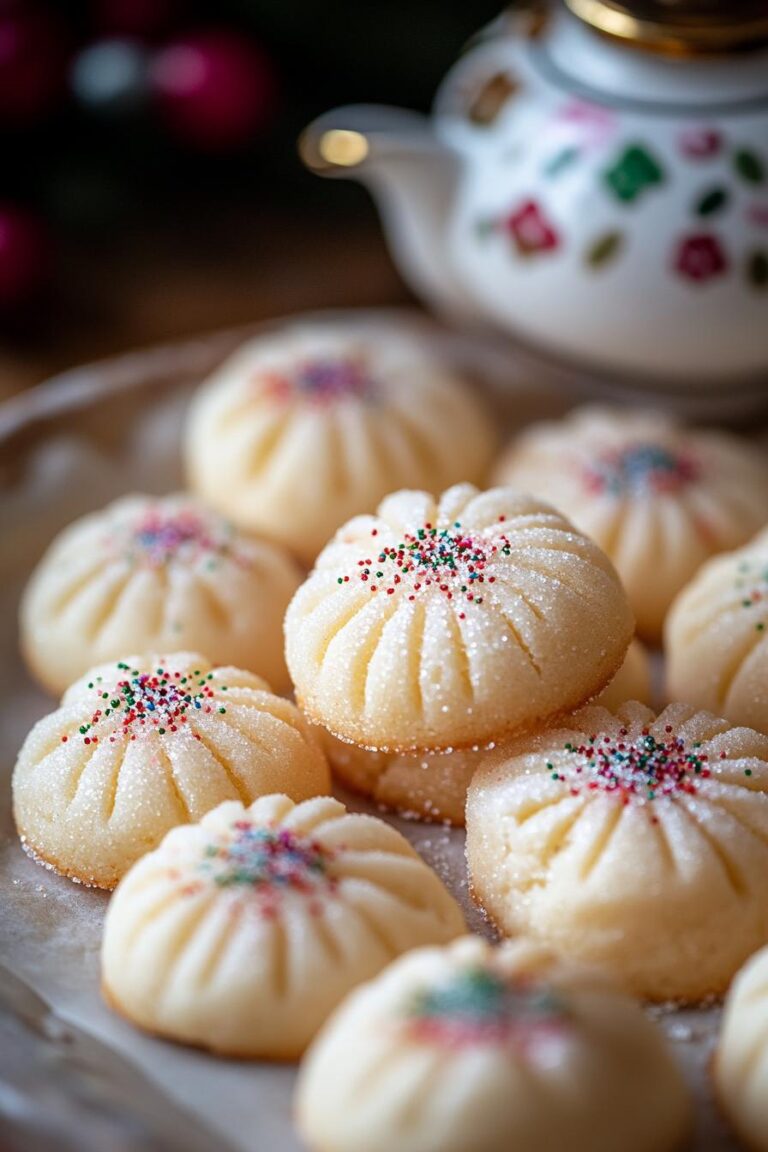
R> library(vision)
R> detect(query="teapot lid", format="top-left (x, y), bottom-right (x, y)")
top-left (564, 0), bottom-right (768, 53)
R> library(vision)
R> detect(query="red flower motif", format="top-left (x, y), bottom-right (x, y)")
top-left (505, 199), bottom-right (559, 256)
top-left (679, 128), bottom-right (722, 160)
top-left (673, 233), bottom-right (728, 283)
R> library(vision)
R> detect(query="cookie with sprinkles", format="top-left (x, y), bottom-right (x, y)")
top-left (285, 483), bottom-right (633, 752)
top-left (466, 700), bottom-right (768, 1001)
top-left (322, 730), bottom-right (485, 826)
top-left (494, 406), bottom-right (768, 640)
top-left (666, 531), bottom-right (768, 736)
top-left (12, 653), bottom-right (330, 889)
top-left (20, 493), bottom-right (302, 696)
top-left (716, 941), bottom-right (768, 1152)
top-left (184, 321), bottom-right (496, 565)
top-left (296, 936), bottom-right (691, 1152)
top-left (321, 639), bottom-right (651, 825)
top-left (101, 794), bottom-right (465, 1058)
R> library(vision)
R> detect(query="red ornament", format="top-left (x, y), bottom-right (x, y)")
top-left (0, 1), bottom-right (67, 124)
top-left (505, 199), bottom-right (559, 257)
top-left (673, 233), bottom-right (728, 284)
top-left (151, 30), bottom-right (277, 151)
top-left (0, 205), bottom-right (51, 307)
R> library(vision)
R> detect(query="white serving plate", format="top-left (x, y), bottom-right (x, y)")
top-left (0, 309), bottom-right (748, 1151)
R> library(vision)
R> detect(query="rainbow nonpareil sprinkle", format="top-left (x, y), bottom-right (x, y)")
top-left (65, 663), bottom-right (227, 746)
top-left (261, 356), bottom-right (377, 404)
top-left (405, 967), bottom-right (570, 1051)
top-left (340, 520), bottom-right (511, 609)
top-left (735, 558), bottom-right (768, 633)
top-left (548, 727), bottom-right (711, 802)
top-left (195, 822), bottom-right (336, 916)
top-left (117, 508), bottom-right (244, 570)
top-left (582, 444), bottom-right (700, 497)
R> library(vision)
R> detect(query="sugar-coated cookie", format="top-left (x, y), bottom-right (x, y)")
top-left (466, 701), bottom-right (768, 1001)
top-left (716, 943), bottom-right (768, 1151)
top-left (597, 639), bottom-right (652, 711)
top-left (295, 936), bottom-right (691, 1152)
top-left (101, 794), bottom-right (465, 1058)
top-left (20, 493), bottom-right (301, 696)
top-left (324, 734), bottom-right (481, 826)
top-left (494, 406), bottom-right (768, 640)
top-left (13, 653), bottom-right (330, 889)
top-left (666, 533), bottom-right (768, 735)
top-left (285, 484), bottom-right (633, 752)
top-left (324, 640), bottom-right (651, 825)
top-left (184, 322), bottom-right (496, 564)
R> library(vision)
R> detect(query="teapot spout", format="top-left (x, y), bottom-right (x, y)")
top-left (300, 105), bottom-right (470, 318)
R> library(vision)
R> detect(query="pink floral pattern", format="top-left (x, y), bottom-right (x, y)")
top-left (678, 128), bottom-right (722, 160)
top-left (504, 199), bottom-right (559, 256)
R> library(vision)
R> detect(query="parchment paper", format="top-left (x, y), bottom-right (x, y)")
top-left (0, 311), bottom-right (758, 1151)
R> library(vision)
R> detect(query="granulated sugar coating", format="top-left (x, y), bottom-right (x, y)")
top-left (466, 700), bottom-right (768, 1002)
top-left (666, 529), bottom-right (768, 736)
top-left (101, 794), bottom-right (465, 1059)
top-left (12, 652), bottom-right (330, 890)
top-left (285, 484), bottom-right (633, 753)
top-left (20, 493), bottom-right (302, 695)
top-left (717, 942), bottom-right (768, 1151)
top-left (494, 406), bottom-right (768, 641)
top-left (184, 322), bottom-right (496, 565)
top-left (295, 936), bottom-right (691, 1152)
top-left (322, 730), bottom-right (489, 826)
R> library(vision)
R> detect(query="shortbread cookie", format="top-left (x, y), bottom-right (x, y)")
top-left (184, 322), bottom-right (496, 564)
top-left (13, 653), bottom-right (329, 888)
top-left (666, 535), bottom-right (768, 735)
top-left (717, 943), bottom-right (768, 1151)
top-left (466, 701), bottom-right (768, 1001)
top-left (101, 794), bottom-right (465, 1058)
top-left (324, 735), bottom-right (481, 826)
top-left (285, 484), bottom-right (633, 752)
top-left (324, 640), bottom-right (651, 824)
top-left (494, 406), bottom-right (768, 640)
top-left (20, 493), bottom-right (301, 696)
top-left (597, 639), bottom-right (652, 710)
top-left (296, 936), bottom-right (691, 1152)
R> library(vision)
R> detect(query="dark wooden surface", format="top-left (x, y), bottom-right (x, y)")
top-left (0, 211), bottom-right (412, 402)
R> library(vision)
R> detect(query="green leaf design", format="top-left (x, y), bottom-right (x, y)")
top-left (747, 250), bottom-right (768, 289)
top-left (696, 187), bottom-right (729, 217)
top-left (604, 144), bottom-right (664, 204)
top-left (735, 149), bottom-right (765, 185)
top-left (586, 231), bottom-right (624, 269)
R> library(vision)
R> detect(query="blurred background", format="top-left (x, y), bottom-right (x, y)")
top-left (0, 0), bottom-right (505, 399)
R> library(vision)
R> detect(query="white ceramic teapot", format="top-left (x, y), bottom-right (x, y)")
top-left (301, 0), bottom-right (768, 397)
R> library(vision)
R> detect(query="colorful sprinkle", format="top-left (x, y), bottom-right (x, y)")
top-left (734, 558), bottom-right (768, 631)
top-left (582, 444), bottom-right (700, 497)
top-left (260, 356), bottom-right (377, 404)
top-left (550, 729), bottom-right (713, 803)
top-left (347, 520), bottom-right (511, 604)
top-left (71, 664), bottom-right (223, 745)
top-left (113, 508), bottom-right (244, 570)
top-left (405, 967), bottom-right (570, 1052)
top-left (196, 822), bottom-right (335, 915)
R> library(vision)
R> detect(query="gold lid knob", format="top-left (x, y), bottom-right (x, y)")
top-left (564, 0), bottom-right (768, 53)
